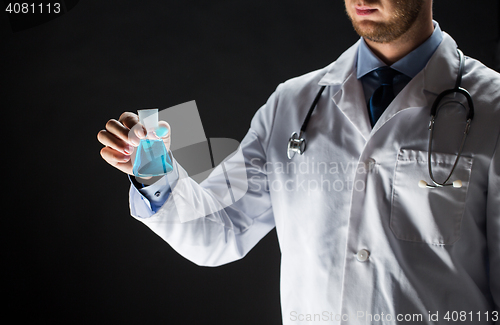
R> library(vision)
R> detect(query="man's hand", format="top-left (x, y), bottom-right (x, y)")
top-left (97, 112), bottom-right (171, 175)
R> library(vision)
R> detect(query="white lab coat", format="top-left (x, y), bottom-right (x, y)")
top-left (130, 32), bottom-right (500, 324)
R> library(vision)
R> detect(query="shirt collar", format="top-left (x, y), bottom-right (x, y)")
top-left (356, 20), bottom-right (443, 79)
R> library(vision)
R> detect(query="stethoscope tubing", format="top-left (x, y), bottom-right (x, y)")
top-left (287, 49), bottom-right (475, 190)
top-left (425, 49), bottom-right (474, 188)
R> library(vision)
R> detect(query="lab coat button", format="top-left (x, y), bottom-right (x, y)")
top-left (154, 191), bottom-right (161, 197)
top-left (356, 249), bottom-right (370, 262)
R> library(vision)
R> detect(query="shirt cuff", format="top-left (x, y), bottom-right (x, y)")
top-left (128, 151), bottom-right (180, 218)
top-left (134, 173), bottom-right (171, 202)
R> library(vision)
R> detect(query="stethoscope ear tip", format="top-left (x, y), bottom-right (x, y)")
top-left (418, 179), bottom-right (463, 189)
top-left (418, 180), bottom-right (428, 188)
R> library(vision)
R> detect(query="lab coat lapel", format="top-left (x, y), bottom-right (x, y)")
top-left (371, 32), bottom-right (460, 134)
top-left (318, 33), bottom-right (460, 140)
top-left (319, 40), bottom-right (373, 140)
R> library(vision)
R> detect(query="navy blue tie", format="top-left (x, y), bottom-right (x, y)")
top-left (368, 67), bottom-right (401, 126)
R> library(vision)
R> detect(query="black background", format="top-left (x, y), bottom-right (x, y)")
top-left (1, 1), bottom-right (498, 324)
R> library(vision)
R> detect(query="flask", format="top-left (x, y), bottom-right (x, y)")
top-left (132, 109), bottom-right (173, 177)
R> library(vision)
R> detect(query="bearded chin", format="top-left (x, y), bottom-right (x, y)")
top-left (352, 20), bottom-right (409, 44)
top-left (348, 0), bottom-right (424, 44)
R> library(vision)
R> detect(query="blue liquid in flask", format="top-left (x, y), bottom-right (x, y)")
top-left (132, 139), bottom-right (173, 177)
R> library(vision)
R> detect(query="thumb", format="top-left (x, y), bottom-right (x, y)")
top-left (155, 121), bottom-right (171, 151)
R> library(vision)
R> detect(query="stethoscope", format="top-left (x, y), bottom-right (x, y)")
top-left (287, 49), bottom-right (474, 189)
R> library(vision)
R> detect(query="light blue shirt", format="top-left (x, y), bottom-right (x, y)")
top-left (357, 21), bottom-right (443, 103)
top-left (130, 22), bottom-right (444, 217)
top-left (129, 173), bottom-right (172, 217)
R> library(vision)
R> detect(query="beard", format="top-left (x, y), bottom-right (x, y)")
top-left (347, 0), bottom-right (425, 43)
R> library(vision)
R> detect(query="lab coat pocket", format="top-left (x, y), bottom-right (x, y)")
top-left (390, 149), bottom-right (473, 245)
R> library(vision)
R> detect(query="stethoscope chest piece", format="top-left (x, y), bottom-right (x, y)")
top-left (287, 85), bottom-right (327, 160)
top-left (287, 132), bottom-right (306, 159)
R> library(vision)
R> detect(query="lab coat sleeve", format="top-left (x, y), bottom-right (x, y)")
top-left (128, 86), bottom-right (281, 267)
top-left (487, 132), bottom-right (500, 314)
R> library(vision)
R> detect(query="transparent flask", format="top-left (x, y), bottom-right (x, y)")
top-left (132, 109), bottom-right (173, 177)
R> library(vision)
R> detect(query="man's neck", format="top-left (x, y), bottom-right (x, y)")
top-left (364, 15), bottom-right (434, 65)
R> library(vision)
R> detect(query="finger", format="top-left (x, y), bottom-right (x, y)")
top-left (100, 146), bottom-right (133, 174)
top-left (97, 129), bottom-right (135, 155)
top-left (119, 112), bottom-right (139, 129)
top-left (119, 112), bottom-right (147, 143)
top-left (105, 119), bottom-right (136, 145)
top-left (129, 123), bottom-right (147, 145)
top-left (105, 118), bottom-right (144, 147)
